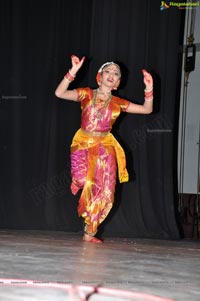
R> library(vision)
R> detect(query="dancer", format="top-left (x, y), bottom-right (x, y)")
top-left (55, 55), bottom-right (153, 243)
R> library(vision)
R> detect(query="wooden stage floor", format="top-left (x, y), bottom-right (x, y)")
top-left (0, 230), bottom-right (199, 301)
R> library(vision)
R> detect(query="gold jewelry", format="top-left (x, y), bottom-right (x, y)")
top-left (97, 88), bottom-right (111, 96)
top-left (92, 90), bottom-right (112, 120)
top-left (98, 62), bottom-right (121, 77)
top-left (81, 129), bottom-right (109, 136)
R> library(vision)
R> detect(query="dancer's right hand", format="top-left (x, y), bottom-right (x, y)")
top-left (70, 55), bottom-right (85, 76)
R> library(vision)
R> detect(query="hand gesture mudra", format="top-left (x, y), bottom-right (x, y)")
top-left (142, 69), bottom-right (153, 90)
top-left (70, 55), bottom-right (85, 75)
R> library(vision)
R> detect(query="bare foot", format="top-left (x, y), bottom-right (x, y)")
top-left (83, 233), bottom-right (102, 243)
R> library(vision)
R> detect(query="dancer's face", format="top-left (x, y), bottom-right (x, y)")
top-left (101, 64), bottom-right (121, 89)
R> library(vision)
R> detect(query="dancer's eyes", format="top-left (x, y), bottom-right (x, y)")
top-left (104, 70), bottom-right (120, 77)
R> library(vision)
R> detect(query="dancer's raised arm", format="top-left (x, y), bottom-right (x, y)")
top-left (55, 55), bottom-right (85, 101)
top-left (126, 69), bottom-right (153, 114)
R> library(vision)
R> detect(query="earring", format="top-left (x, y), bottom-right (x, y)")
top-left (112, 82), bottom-right (120, 90)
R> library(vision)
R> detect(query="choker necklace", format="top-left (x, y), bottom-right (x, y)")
top-left (93, 90), bottom-right (112, 120)
top-left (97, 88), bottom-right (111, 96)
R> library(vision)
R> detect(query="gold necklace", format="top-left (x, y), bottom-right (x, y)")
top-left (97, 88), bottom-right (111, 96)
top-left (92, 90), bottom-right (112, 120)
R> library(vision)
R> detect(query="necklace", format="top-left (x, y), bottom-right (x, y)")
top-left (97, 88), bottom-right (111, 96)
top-left (92, 90), bottom-right (112, 120)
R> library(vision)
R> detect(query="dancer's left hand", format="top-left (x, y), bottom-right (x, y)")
top-left (142, 69), bottom-right (153, 90)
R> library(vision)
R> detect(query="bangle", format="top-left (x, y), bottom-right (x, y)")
top-left (144, 91), bottom-right (153, 97)
top-left (144, 87), bottom-right (153, 101)
top-left (144, 87), bottom-right (153, 92)
top-left (145, 96), bottom-right (153, 101)
top-left (64, 70), bottom-right (75, 82)
top-left (68, 69), bottom-right (76, 78)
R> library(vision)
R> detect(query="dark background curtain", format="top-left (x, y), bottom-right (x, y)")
top-left (0, 0), bottom-right (184, 239)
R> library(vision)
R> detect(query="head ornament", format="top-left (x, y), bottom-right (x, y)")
top-left (96, 62), bottom-right (121, 86)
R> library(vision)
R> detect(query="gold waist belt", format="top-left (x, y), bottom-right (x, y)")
top-left (81, 129), bottom-right (110, 137)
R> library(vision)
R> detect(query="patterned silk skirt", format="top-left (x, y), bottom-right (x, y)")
top-left (70, 129), bottom-right (128, 236)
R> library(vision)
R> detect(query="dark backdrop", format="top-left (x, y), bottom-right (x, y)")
top-left (0, 0), bottom-right (184, 239)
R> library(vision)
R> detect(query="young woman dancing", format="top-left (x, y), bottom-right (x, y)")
top-left (55, 55), bottom-right (153, 243)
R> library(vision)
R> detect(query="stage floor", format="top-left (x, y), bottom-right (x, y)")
top-left (0, 230), bottom-right (199, 301)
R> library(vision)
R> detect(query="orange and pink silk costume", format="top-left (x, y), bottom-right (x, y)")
top-left (70, 87), bottom-right (130, 235)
